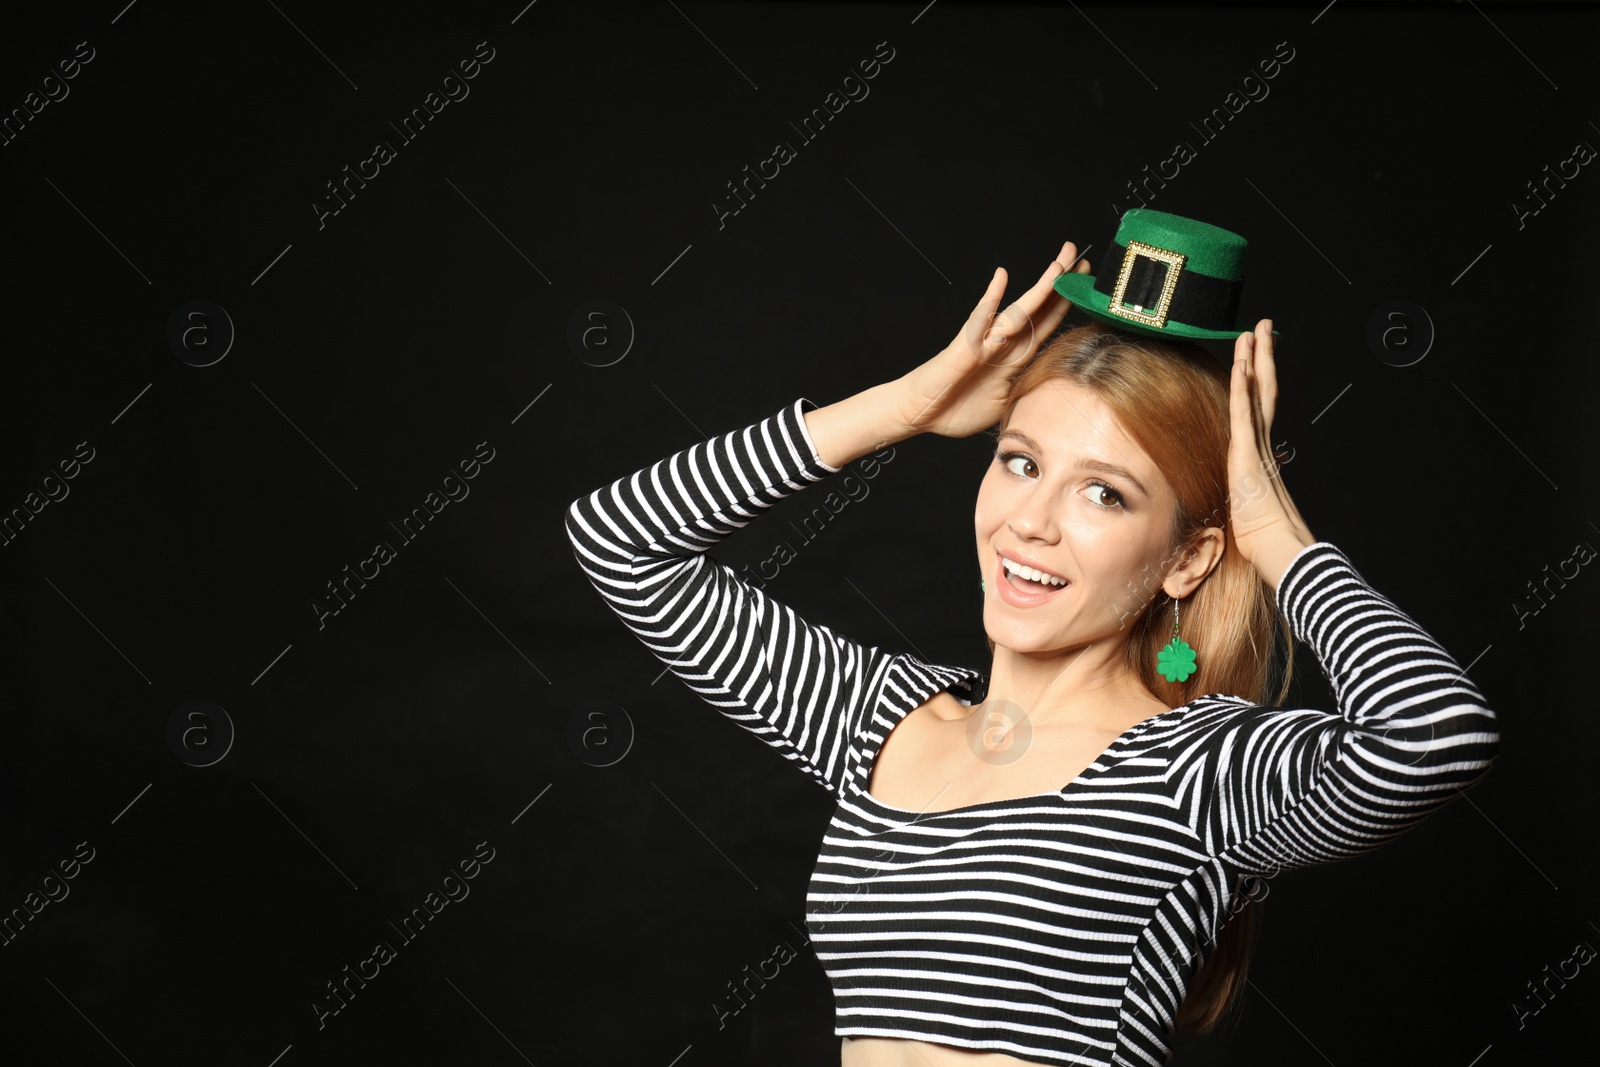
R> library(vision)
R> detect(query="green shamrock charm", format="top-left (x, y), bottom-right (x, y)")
top-left (1157, 638), bottom-right (1198, 683)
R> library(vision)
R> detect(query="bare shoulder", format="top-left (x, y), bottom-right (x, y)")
top-left (880, 690), bottom-right (968, 755)
top-left (919, 689), bottom-right (975, 722)
top-left (871, 690), bottom-right (967, 795)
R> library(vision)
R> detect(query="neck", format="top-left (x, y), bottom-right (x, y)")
top-left (983, 639), bottom-right (1164, 731)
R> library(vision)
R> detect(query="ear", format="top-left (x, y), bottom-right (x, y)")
top-left (1161, 526), bottom-right (1225, 599)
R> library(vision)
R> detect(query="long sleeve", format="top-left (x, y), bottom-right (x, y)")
top-left (1193, 542), bottom-right (1501, 877)
top-left (563, 397), bottom-right (902, 800)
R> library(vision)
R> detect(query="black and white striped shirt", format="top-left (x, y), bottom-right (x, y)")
top-left (564, 397), bottom-right (1500, 1065)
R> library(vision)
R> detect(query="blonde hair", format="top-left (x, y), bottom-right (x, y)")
top-left (986, 321), bottom-right (1296, 1032)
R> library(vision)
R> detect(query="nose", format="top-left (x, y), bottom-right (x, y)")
top-left (1006, 485), bottom-right (1058, 541)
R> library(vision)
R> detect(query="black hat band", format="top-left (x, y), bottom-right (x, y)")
top-left (1091, 241), bottom-right (1243, 333)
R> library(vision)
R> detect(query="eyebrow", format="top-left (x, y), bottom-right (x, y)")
top-left (996, 428), bottom-right (1151, 497)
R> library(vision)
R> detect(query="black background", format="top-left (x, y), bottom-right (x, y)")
top-left (3, 1), bottom-right (1597, 1064)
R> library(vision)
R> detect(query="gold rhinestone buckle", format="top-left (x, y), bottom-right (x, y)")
top-left (1108, 240), bottom-right (1187, 329)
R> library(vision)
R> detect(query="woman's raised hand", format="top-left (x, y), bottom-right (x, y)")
top-left (1226, 319), bottom-right (1316, 580)
top-left (893, 241), bottom-right (1087, 440)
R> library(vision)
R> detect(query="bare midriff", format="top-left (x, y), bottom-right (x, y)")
top-left (842, 1036), bottom-right (1057, 1066)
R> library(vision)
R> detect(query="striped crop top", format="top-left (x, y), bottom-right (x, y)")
top-left (564, 396), bottom-right (1501, 1066)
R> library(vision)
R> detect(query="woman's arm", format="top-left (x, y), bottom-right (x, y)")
top-left (1195, 323), bottom-right (1498, 876)
top-left (564, 395), bottom-right (933, 801)
top-left (800, 380), bottom-right (912, 469)
top-left (1195, 541), bottom-right (1500, 875)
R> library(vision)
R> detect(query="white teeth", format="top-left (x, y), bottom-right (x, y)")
top-left (1002, 558), bottom-right (1066, 587)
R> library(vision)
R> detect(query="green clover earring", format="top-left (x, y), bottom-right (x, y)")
top-left (1156, 595), bottom-right (1198, 683)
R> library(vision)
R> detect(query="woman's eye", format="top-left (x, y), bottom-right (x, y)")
top-left (998, 451), bottom-right (1035, 478)
top-left (1086, 482), bottom-right (1124, 509)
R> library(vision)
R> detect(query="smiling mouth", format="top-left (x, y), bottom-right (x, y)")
top-left (996, 556), bottom-right (1069, 598)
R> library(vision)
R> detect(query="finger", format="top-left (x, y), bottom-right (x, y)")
top-left (1040, 242), bottom-right (1076, 291)
top-left (1027, 242), bottom-right (1085, 300)
top-left (1010, 245), bottom-right (1073, 312)
top-left (963, 268), bottom-right (1009, 356)
top-left (1052, 241), bottom-right (1078, 276)
top-left (992, 254), bottom-right (1066, 356)
top-left (1229, 335), bottom-right (1270, 517)
top-left (979, 243), bottom-right (1090, 364)
top-left (982, 267), bottom-right (1008, 316)
top-left (1004, 242), bottom-right (1086, 342)
top-left (1229, 332), bottom-right (1256, 452)
top-left (984, 273), bottom-right (1038, 362)
top-left (1254, 318), bottom-right (1277, 427)
top-left (1248, 327), bottom-right (1288, 492)
top-left (1010, 249), bottom-right (1075, 327)
top-left (1010, 261), bottom-right (1065, 320)
top-left (1249, 330), bottom-right (1274, 464)
top-left (1249, 350), bottom-right (1274, 470)
top-left (1036, 288), bottom-right (1073, 339)
top-left (1236, 335), bottom-right (1275, 488)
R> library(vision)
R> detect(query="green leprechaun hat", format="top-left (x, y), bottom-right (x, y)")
top-left (1054, 208), bottom-right (1275, 340)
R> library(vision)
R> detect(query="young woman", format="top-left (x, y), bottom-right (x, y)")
top-left (565, 211), bottom-right (1500, 1066)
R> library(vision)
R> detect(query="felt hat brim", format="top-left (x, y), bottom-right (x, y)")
top-left (1053, 271), bottom-right (1277, 340)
